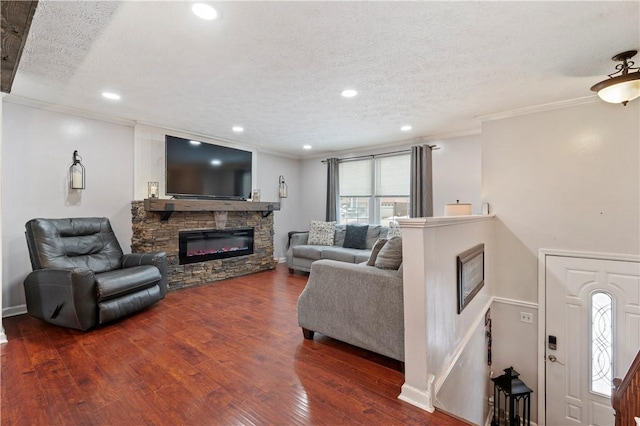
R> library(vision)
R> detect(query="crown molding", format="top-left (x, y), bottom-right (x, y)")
top-left (301, 128), bottom-right (482, 161)
top-left (476, 95), bottom-right (600, 122)
top-left (3, 94), bottom-right (137, 127)
top-left (3, 95), bottom-right (303, 160)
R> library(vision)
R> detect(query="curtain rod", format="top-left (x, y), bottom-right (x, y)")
top-left (320, 145), bottom-right (439, 163)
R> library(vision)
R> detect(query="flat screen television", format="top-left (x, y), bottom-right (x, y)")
top-left (165, 135), bottom-right (252, 200)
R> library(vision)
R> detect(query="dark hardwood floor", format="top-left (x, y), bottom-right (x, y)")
top-left (1, 264), bottom-right (467, 425)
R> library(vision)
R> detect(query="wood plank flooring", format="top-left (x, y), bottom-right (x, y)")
top-left (1, 264), bottom-right (467, 425)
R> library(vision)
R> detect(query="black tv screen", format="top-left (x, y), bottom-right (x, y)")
top-left (165, 135), bottom-right (252, 199)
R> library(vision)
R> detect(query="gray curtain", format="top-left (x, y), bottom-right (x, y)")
top-left (410, 145), bottom-right (433, 217)
top-left (326, 157), bottom-right (339, 221)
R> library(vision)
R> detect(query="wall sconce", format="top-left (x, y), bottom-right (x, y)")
top-left (278, 175), bottom-right (288, 198)
top-left (69, 150), bottom-right (85, 190)
top-left (591, 50), bottom-right (640, 106)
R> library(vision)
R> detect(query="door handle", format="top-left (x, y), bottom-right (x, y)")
top-left (548, 355), bottom-right (565, 366)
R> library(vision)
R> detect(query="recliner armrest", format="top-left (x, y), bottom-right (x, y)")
top-left (24, 268), bottom-right (97, 331)
top-left (121, 252), bottom-right (168, 296)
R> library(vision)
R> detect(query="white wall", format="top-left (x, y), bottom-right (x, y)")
top-left (490, 298), bottom-right (538, 422)
top-left (483, 101), bottom-right (640, 302)
top-left (296, 134), bottom-right (482, 228)
top-left (2, 102), bottom-right (135, 314)
top-left (255, 151), bottom-right (303, 259)
top-left (481, 100), bottom-right (640, 422)
top-left (399, 216), bottom-right (494, 425)
top-left (435, 317), bottom-right (489, 424)
top-left (432, 134), bottom-right (482, 216)
top-left (298, 157), bottom-right (327, 225)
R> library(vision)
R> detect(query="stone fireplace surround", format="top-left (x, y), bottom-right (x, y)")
top-left (131, 200), bottom-right (278, 291)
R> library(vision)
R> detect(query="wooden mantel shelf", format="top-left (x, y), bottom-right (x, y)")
top-left (143, 198), bottom-right (281, 220)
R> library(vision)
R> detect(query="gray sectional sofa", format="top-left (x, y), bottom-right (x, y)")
top-left (297, 258), bottom-right (404, 362)
top-left (286, 224), bottom-right (390, 273)
top-left (293, 222), bottom-right (405, 362)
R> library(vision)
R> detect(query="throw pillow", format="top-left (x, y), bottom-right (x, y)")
top-left (387, 221), bottom-right (402, 238)
top-left (367, 238), bottom-right (388, 266)
top-left (343, 225), bottom-right (368, 249)
top-left (307, 221), bottom-right (336, 246)
top-left (375, 236), bottom-right (403, 270)
top-left (333, 226), bottom-right (346, 246)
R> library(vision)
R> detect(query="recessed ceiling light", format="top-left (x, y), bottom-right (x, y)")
top-left (400, 125), bottom-right (412, 132)
top-left (232, 126), bottom-right (244, 133)
top-left (210, 159), bottom-right (222, 166)
top-left (341, 89), bottom-right (358, 98)
top-left (102, 92), bottom-right (121, 100)
top-left (192, 3), bottom-right (218, 20)
top-left (189, 140), bottom-right (201, 145)
top-left (303, 145), bottom-right (312, 150)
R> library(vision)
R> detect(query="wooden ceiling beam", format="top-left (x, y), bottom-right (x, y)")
top-left (1, 0), bottom-right (38, 93)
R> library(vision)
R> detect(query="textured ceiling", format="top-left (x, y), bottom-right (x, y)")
top-left (9, 1), bottom-right (640, 157)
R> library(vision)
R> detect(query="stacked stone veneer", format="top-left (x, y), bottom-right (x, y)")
top-left (131, 201), bottom-right (276, 291)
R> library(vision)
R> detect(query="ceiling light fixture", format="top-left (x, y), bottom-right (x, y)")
top-left (303, 145), bottom-right (312, 150)
top-left (590, 50), bottom-right (640, 106)
top-left (101, 92), bottom-right (121, 100)
top-left (400, 125), bottom-right (412, 132)
top-left (232, 126), bottom-right (244, 133)
top-left (210, 159), bottom-right (222, 166)
top-left (192, 3), bottom-right (218, 20)
top-left (189, 140), bottom-right (201, 145)
top-left (341, 89), bottom-right (358, 98)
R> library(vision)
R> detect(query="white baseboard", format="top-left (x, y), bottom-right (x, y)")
top-left (399, 377), bottom-right (435, 413)
top-left (3, 304), bottom-right (27, 318)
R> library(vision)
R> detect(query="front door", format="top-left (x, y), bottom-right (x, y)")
top-left (545, 255), bottom-right (640, 426)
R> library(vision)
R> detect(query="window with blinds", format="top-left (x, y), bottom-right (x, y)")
top-left (338, 154), bottom-right (410, 225)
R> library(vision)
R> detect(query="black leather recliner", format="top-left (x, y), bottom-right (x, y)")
top-left (23, 217), bottom-right (167, 331)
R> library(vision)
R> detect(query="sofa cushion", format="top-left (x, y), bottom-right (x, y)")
top-left (375, 236), bottom-right (403, 270)
top-left (321, 247), bottom-right (360, 263)
top-left (365, 225), bottom-right (383, 248)
top-left (292, 245), bottom-right (324, 260)
top-left (308, 221), bottom-right (336, 246)
top-left (354, 252), bottom-right (372, 263)
top-left (367, 238), bottom-right (388, 266)
top-left (343, 225), bottom-right (368, 249)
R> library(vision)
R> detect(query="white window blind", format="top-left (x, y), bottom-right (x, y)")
top-left (376, 155), bottom-right (410, 196)
top-left (339, 160), bottom-right (372, 196)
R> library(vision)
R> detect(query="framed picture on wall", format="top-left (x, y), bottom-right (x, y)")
top-left (457, 243), bottom-right (485, 314)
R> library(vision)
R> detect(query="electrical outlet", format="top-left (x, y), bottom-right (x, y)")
top-left (520, 311), bottom-right (533, 323)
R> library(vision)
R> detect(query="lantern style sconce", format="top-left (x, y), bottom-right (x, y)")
top-left (278, 175), bottom-right (288, 198)
top-left (148, 181), bottom-right (159, 198)
top-left (69, 150), bottom-right (85, 190)
top-left (491, 366), bottom-right (533, 426)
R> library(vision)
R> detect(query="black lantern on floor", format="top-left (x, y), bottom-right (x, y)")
top-left (491, 366), bottom-right (533, 426)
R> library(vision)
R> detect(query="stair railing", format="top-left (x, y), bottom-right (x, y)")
top-left (612, 349), bottom-right (640, 426)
